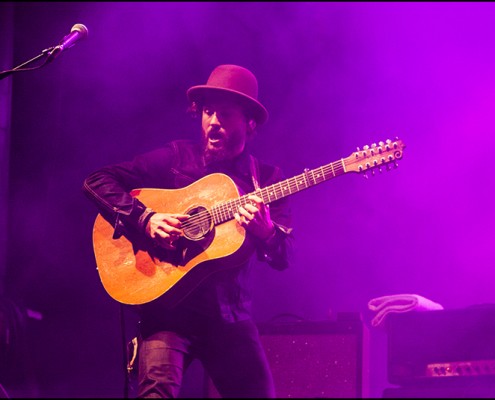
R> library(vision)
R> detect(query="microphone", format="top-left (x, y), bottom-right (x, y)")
top-left (47, 23), bottom-right (89, 62)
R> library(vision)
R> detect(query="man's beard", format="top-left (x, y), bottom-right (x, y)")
top-left (202, 138), bottom-right (228, 165)
top-left (204, 147), bottom-right (225, 164)
top-left (201, 128), bottom-right (244, 165)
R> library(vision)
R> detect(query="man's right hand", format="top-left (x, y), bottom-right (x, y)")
top-left (145, 212), bottom-right (190, 250)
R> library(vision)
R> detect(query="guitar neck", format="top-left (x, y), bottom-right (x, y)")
top-left (212, 159), bottom-right (347, 225)
top-left (210, 137), bottom-right (405, 225)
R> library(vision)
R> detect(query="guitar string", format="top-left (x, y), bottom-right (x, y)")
top-left (179, 162), bottom-right (347, 231)
top-left (178, 159), bottom-right (358, 230)
top-left (180, 164), bottom-right (343, 228)
top-left (178, 148), bottom-right (400, 231)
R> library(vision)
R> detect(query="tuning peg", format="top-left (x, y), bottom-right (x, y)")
top-left (394, 162), bottom-right (399, 168)
top-left (363, 172), bottom-right (369, 179)
top-left (371, 143), bottom-right (377, 155)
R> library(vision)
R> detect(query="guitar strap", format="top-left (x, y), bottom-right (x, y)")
top-left (250, 154), bottom-right (260, 191)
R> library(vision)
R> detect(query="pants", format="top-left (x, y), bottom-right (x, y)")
top-left (136, 318), bottom-right (275, 398)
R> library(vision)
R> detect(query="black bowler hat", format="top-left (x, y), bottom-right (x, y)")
top-left (187, 64), bottom-right (268, 125)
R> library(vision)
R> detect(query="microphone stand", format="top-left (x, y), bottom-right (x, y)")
top-left (0, 46), bottom-right (57, 81)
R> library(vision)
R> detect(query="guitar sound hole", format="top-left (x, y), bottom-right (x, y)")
top-left (183, 206), bottom-right (213, 241)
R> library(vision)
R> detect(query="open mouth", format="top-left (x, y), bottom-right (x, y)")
top-left (208, 131), bottom-right (224, 146)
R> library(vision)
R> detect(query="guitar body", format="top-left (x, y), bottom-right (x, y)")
top-left (92, 173), bottom-right (253, 306)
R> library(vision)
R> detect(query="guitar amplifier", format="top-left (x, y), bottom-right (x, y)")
top-left (386, 305), bottom-right (495, 386)
top-left (256, 313), bottom-right (369, 398)
top-left (204, 313), bottom-right (369, 398)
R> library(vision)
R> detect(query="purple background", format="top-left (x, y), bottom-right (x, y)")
top-left (2, 1), bottom-right (495, 398)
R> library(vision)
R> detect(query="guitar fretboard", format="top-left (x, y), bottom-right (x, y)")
top-left (212, 159), bottom-right (347, 225)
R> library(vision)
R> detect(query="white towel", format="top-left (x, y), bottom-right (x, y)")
top-left (368, 294), bottom-right (444, 328)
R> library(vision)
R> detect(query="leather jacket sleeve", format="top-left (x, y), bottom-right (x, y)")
top-left (252, 163), bottom-right (294, 271)
top-left (82, 144), bottom-right (177, 238)
top-left (256, 220), bottom-right (293, 271)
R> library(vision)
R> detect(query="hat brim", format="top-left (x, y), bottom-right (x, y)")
top-left (187, 86), bottom-right (268, 125)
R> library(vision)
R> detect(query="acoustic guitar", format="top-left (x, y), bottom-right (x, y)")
top-left (92, 138), bottom-right (405, 306)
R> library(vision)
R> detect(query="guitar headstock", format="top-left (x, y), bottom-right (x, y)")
top-left (345, 137), bottom-right (405, 176)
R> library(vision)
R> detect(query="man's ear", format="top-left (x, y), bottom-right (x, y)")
top-left (247, 119), bottom-right (257, 137)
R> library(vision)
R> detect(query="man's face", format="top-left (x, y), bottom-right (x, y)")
top-left (201, 99), bottom-right (250, 164)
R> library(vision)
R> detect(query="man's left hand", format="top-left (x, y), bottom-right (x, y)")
top-left (234, 194), bottom-right (275, 241)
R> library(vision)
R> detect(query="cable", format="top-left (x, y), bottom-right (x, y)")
top-left (119, 304), bottom-right (129, 399)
